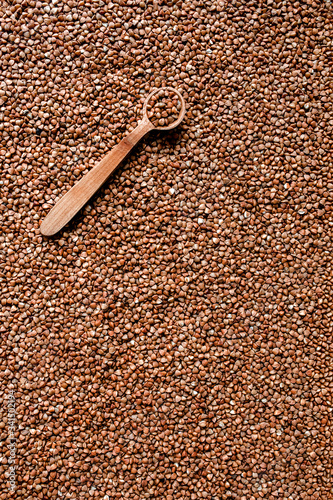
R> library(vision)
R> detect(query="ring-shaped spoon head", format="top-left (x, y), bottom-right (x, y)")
top-left (143, 87), bottom-right (186, 130)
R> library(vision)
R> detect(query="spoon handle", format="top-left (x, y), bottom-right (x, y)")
top-left (40, 119), bottom-right (154, 236)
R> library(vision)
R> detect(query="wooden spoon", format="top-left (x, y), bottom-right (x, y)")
top-left (40, 87), bottom-right (186, 236)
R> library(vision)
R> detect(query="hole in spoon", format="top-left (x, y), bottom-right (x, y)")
top-left (146, 89), bottom-right (182, 128)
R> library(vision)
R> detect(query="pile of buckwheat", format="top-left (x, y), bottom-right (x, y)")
top-left (1, 0), bottom-right (332, 499)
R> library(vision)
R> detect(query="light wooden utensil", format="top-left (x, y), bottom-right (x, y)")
top-left (40, 87), bottom-right (186, 236)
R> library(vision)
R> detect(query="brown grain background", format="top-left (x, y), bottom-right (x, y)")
top-left (1, 0), bottom-right (333, 499)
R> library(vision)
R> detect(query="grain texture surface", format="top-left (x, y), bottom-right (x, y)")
top-left (1, 0), bottom-right (333, 499)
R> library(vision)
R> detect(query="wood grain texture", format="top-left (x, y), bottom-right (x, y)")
top-left (40, 118), bottom-right (154, 236)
